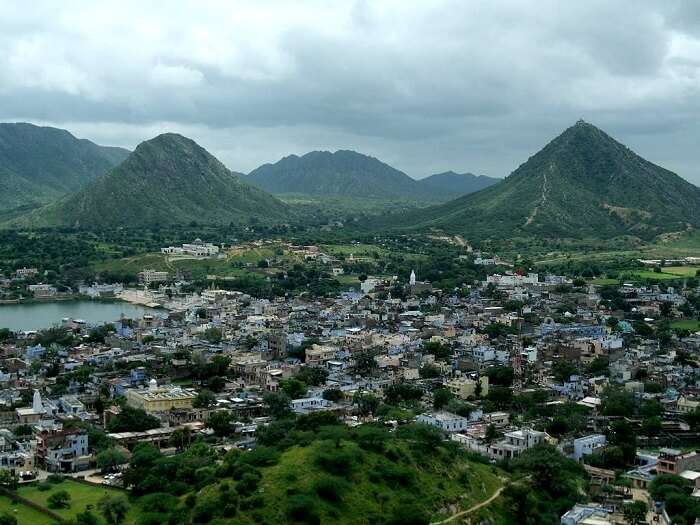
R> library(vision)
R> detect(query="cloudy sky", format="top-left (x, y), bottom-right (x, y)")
top-left (2, 1), bottom-right (700, 183)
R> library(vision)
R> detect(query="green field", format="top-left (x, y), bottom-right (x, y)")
top-left (628, 270), bottom-right (686, 281)
top-left (0, 495), bottom-right (56, 525)
top-left (671, 319), bottom-right (700, 332)
top-left (663, 266), bottom-right (699, 276)
top-left (589, 278), bottom-right (620, 285)
top-left (16, 480), bottom-right (141, 524)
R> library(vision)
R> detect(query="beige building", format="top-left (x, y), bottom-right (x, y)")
top-left (126, 379), bottom-right (196, 413)
top-left (446, 376), bottom-right (489, 399)
top-left (305, 344), bottom-right (337, 367)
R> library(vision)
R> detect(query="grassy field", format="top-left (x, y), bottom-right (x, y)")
top-left (628, 270), bottom-right (686, 281)
top-left (589, 278), bottom-right (620, 285)
top-left (671, 319), bottom-right (700, 331)
top-left (663, 266), bottom-right (699, 276)
top-left (17, 480), bottom-right (141, 524)
top-left (0, 495), bottom-right (57, 525)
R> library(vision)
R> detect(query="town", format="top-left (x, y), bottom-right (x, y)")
top-left (1, 237), bottom-right (699, 525)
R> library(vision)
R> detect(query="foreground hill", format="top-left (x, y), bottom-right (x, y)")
top-left (0, 122), bottom-right (129, 210)
top-left (417, 171), bottom-right (499, 198)
top-left (246, 150), bottom-right (485, 202)
top-left (15, 133), bottom-right (290, 228)
top-left (392, 121), bottom-right (700, 240)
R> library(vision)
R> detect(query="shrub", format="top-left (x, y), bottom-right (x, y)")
top-left (287, 494), bottom-right (320, 524)
top-left (47, 490), bottom-right (71, 509)
top-left (314, 476), bottom-right (347, 502)
top-left (37, 481), bottom-right (52, 491)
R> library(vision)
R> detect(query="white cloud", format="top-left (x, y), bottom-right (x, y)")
top-left (0, 0), bottom-right (699, 183)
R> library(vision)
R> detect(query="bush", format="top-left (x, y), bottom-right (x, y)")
top-left (192, 499), bottom-right (218, 523)
top-left (47, 474), bottom-right (65, 484)
top-left (314, 476), bottom-right (347, 502)
top-left (47, 490), bottom-right (71, 509)
top-left (287, 494), bottom-right (320, 524)
top-left (314, 447), bottom-right (356, 477)
top-left (37, 481), bottom-right (52, 491)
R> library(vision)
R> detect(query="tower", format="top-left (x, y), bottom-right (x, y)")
top-left (409, 270), bottom-right (416, 286)
top-left (32, 390), bottom-right (43, 413)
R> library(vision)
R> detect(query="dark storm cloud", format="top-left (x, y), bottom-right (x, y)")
top-left (1, 0), bottom-right (699, 183)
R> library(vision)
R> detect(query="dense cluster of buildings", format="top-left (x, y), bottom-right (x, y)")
top-left (0, 249), bottom-right (699, 523)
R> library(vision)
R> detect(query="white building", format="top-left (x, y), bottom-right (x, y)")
top-left (417, 412), bottom-right (470, 432)
top-left (572, 434), bottom-right (606, 461)
top-left (162, 239), bottom-right (220, 257)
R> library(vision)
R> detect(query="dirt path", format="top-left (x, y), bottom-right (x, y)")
top-left (430, 485), bottom-right (506, 525)
top-left (524, 164), bottom-right (551, 226)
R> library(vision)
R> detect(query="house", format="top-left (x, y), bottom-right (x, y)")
top-left (36, 428), bottom-right (90, 473)
top-left (489, 428), bottom-right (547, 460)
top-left (573, 435), bottom-right (606, 461)
top-left (417, 412), bottom-right (470, 433)
top-left (560, 504), bottom-right (613, 525)
top-left (126, 379), bottom-right (196, 413)
top-left (657, 449), bottom-right (700, 475)
top-left (446, 376), bottom-right (489, 399)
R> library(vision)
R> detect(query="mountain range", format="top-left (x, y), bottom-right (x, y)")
top-left (245, 150), bottom-right (497, 201)
top-left (389, 120), bottom-right (700, 240)
top-left (14, 133), bottom-right (290, 228)
top-left (0, 123), bottom-right (129, 210)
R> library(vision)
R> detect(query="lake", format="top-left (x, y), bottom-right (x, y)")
top-left (0, 300), bottom-right (159, 332)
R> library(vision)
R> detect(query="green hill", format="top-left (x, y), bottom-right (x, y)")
top-left (0, 122), bottom-right (129, 210)
top-left (247, 150), bottom-right (483, 202)
top-left (13, 133), bottom-right (290, 228)
top-left (246, 150), bottom-right (423, 200)
top-left (417, 171), bottom-right (499, 198)
top-left (389, 120), bottom-right (700, 241)
top-left (123, 419), bottom-right (506, 525)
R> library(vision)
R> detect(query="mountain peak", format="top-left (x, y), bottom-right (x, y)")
top-left (395, 122), bottom-right (700, 240)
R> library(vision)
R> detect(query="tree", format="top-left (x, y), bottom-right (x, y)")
top-left (75, 510), bottom-right (99, 525)
top-left (203, 327), bottom-right (222, 344)
top-left (433, 388), bottom-right (453, 410)
top-left (296, 366), bottom-right (329, 386)
top-left (206, 411), bottom-right (233, 437)
top-left (98, 494), bottom-right (129, 525)
top-left (279, 378), bottom-right (307, 399)
top-left (0, 470), bottom-right (17, 490)
top-left (601, 387), bottom-right (636, 417)
top-left (607, 419), bottom-right (637, 464)
top-left (485, 366), bottom-right (515, 386)
top-left (169, 427), bottom-right (192, 450)
top-left (193, 389), bottom-right (217, 408)
top-left (48, 490), bottom-right (71, 508)
top-left (97, 447), bottom-right (127, 473)
top-left (353, 392), bottom-right (380, 416)
top-left (484, 423), bottom-right (498, 443)
top-left (263, 391), bottom-right (292, 419)
top-left (623, 500), bottom-right (647, 524)
top-left (106, 406), bottom-right (159, 433)
top-left (322, 388), bottom-right (344, 402)
top-left (0, 514), bottom-right (17, 525)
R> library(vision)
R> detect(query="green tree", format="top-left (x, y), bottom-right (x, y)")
top-left (169, 427), bottom-right (192, 450)
top-left (97, 447), bottom-right (127, 473)
top-left (623, 500), bottom-right (647, 524)
top-left (353, 392), bottom-right (380, 416)
top-left (0, 514), bottom-right (17, 525)
top-left (263, 391), bottom-right (292, 419)
top-left (279, 378), bottom-right (307, 399)
top-left (203, 327), bottom-right (223, 344)
top-left (106, 406), bottom-right (160, 433)
top-left (98, 494), bottom-right (129, 525)
top-left (0, 470), bottom-right (17, 490)
top-left (47, 490), bottom-right (71, 508)
top-left (193, 389), bottom-right (217, 408)
top-left (206, 411), bottom-right (233, 437)
top-left (433, 388), bottom-right (453, 410)
top-left (74, 510), bottom-right (99, 525)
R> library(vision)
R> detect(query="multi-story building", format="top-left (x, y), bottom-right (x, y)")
top-left (36, 428), bottom-right (89, 473)
top-left (138, 269), bottom-right (169, 286)
top-left (656, 449), bottom-right (700, 475)
top-left (126, 379), bottom-right (196, 413)
top-left (417, 412), bottom-right (470, 432)
top-left (572, 434), bottom-right (606, 462)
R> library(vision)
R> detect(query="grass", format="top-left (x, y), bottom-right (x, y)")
top-left (627, 270), bottom-right (686, 281)
top-left (0, 495), bottom-right (57, 525)
top-left (671, 319), bottom-right (700, 332)
top-left (17, 480), bottom-right (141, 524)
top-left (589, 278), bottom-right (620, 285)
top-left (209, 439), bottom-right (505, 524)
top-left (663, 266), bottom-right (699, 277)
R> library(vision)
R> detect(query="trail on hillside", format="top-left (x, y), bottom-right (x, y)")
top-left (430, 484), bottom-right (505, 524)
top-left (524, 163), bottom-right (551, 227)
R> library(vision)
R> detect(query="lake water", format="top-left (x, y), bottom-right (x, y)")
top-left (0, 300), bottom-right (158, 332)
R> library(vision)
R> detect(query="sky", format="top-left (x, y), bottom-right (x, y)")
top-left (1, 1), bottom-right (700, 183)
